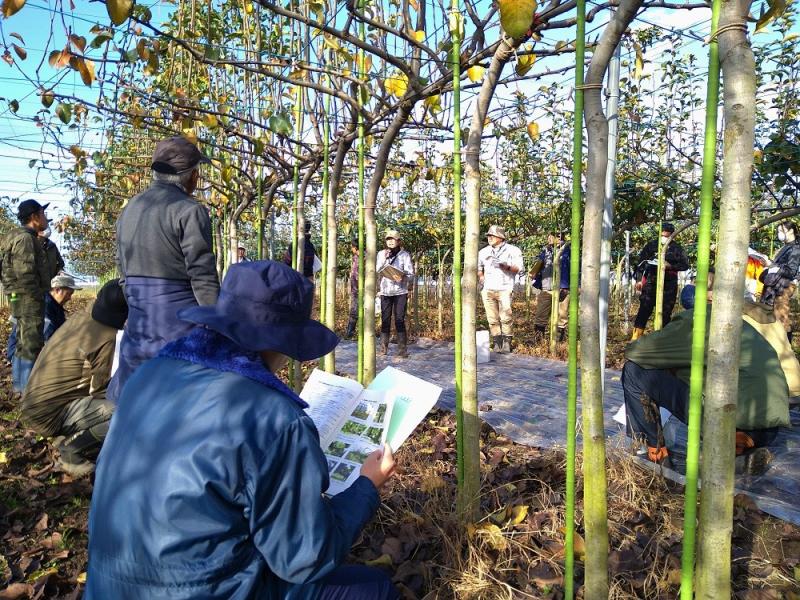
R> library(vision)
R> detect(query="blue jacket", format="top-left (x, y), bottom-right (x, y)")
top-left (86, 329), bottom-right (380, 599)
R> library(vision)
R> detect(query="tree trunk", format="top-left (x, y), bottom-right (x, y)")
top-left (461, 37), bottom-right (515, 519)
top-left (323, 126), bottom-right (357, 373)
top-left (580, 1), bottom-right (642, 596)
top-left (364, 101), bottom-right (415, 382)
top-left (696, 3), bottom-right (755, 597)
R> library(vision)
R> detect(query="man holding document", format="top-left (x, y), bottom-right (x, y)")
top-left (84, 261), bottom-right (399, 600)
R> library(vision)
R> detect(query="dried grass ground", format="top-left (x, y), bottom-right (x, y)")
top-left (1, 298), bottom-right (799, 599)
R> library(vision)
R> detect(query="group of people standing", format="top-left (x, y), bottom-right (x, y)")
top-left (2, 136), bottom-right (400, 599)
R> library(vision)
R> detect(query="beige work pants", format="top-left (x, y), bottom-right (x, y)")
top-left (481, 288), bottom-right (514, 337)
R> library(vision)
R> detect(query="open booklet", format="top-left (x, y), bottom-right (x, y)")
top-left (378, 263), bottom-right (405, 282)
top-left (300, 366), bottom-right (442, 495)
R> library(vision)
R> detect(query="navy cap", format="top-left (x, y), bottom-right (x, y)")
top-left (17, 199), bottom-right (49, 222)
top-left (177, 260), bottom-right (339, 361)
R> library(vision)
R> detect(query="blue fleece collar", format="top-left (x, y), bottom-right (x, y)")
top-left (158, 328), bottom-right (308, 408)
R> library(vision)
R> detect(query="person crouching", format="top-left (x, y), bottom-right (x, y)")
top-left (21, 279), bottom-right (128, 477)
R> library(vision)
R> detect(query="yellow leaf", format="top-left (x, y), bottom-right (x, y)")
top-left (79, 58), bottom-right (96, 86)
top-left (424, 94), bottom-right (441, 113)
top-left (633, 42), bottom-right (644, 81)
top-left (76, 572), bottom-right (87, 584)
top-left (106, 0), bottom-right (134, 26)
top-left (384, 71), bottom-right (408, 98)
top-left (0, 451), bottom-right (7, 464)
top-left (468, 523), bottom-right (508, 551)
top-left (202, 113), bottom-right (219, 129)
top-left (516, 51), bottom-right (536, 76)
top-left (498, 0), bottom-right (537, 41)
top-left (323, 33), bottom-right (340, 51)
top-left (756, 0), bottom-right (786, 32)
top-left (509, 504), bottom-right (529, 525)
top-left (466, 65), bottom-right (485, 83)
top-left (526, 121), bottom-right (539, 141)
top-left (413, 29), bottom-right (425, 42)
top-left (1, 0), bottom-right (25, 18)
top-left (364, 554), bottom-right (394, 567)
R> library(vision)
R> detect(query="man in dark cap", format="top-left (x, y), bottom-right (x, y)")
top-left (0, 199), bottom-right (51, 391)
top-left (86, 261), bottom-right (398, 600)
top-left (109, 136), bottom-right (219, 402)
top-left (631, 222), bottom-right (689, 340)
top-left (21, 279), bottom-right (129, 477)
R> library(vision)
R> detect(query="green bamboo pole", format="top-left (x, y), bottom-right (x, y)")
top-left (565, 0), bottom-right (586, 596)
top-left (549, 244), bottom-right (561, 354)
top-left (449, 5), bottom-right (464, 488)
top-left (654, 229), bottom-right (666, 330)
top-left (257, 167), bottom-right (264, 260)
top-left (681, 0), bottom-right (720, 596)
top-left (356, 4), bottom-right (366, 385)
top-left (320, 91), bottom-right (333, 372)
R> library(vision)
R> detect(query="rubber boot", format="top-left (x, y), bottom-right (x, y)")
top-left (381, 332), bottom-right (390, 356)
top-left (397, 332), bottom-right (409, 358)
top-left (344, 318), bottom-right (356, 340)
top-left (493, 335), bottom-right (505, 354)
top-left (502, 335), bottom-right (512, 354)
top-left (533, 325), bottom-right (546, 344)
top-left (557, 328), bottom-right (566, 343)
top-left (631, 327), bottom-right (644, 341)
top-left (12, 356), bottom-right (34, 393)
top-left (57, 428), bottom-right (104, 478)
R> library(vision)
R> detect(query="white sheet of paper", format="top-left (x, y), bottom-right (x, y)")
top-left (301, 369), bottom-right (363, 448)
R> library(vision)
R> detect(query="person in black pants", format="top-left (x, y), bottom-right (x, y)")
top-left (376, 229), bottom-right (414, 357)
top-left (631, 222), bottom-right (689, 340)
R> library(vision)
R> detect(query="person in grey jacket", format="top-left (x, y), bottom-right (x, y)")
top-left (108, 136), bottom-right (219, 402)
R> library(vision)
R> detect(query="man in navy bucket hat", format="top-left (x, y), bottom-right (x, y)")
top-left (85, 261), bottom-right (399, 600)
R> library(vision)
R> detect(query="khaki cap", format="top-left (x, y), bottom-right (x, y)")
top-left (487, 225), bottom-right (506, 240)
top-left (385, 229), bottom-right (401, 240)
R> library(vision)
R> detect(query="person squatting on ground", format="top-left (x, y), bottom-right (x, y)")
top-left (84, 261), bottom-right (399, 600)
top-left (0, 200), bottom-right (51, 392)
top-left (760, 221), bottom-right (800, 342)
top-left (21, 279), bottom-right (128, 478)
top-left (478, 226), bottom-right (524, 354)
top-left (376, 229), bottom-right (414, 358)
top-left (109, 136), bottom-right (219, 403)
top-left (531, 231), bottom-right (570, 343)
top-left (622, 300), bottom-right (797, 474)
top-left (345, 238), bottom-right (359, 339)
top-left (631, 222), bottom-right (690, 340)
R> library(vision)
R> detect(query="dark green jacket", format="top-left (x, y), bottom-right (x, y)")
top-left (0, 226), bottom-right (50, 296)
top-left (625, 307), bottom-right (791, 430)
top-left (41, 238), bottom-right (64, 282)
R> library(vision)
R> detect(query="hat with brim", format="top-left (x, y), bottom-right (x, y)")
top-left (151, 136), bottom-right (211, 174)
top-left (51, 273), bottom-right (82, 290)
top-left (17, 200), bottom-right (49, 221)
top-left (177, 261), bottom-right (339, 361)
top-left (487, 225), bottom-right (506, 240)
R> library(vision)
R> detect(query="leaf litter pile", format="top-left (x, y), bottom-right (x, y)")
top-left (1, 304), bottom-right (799, 598)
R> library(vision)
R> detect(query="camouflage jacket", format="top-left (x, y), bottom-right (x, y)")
top-left (0, 226), bottom-right (50, 296)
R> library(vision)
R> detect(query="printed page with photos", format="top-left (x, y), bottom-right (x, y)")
top-left (321, 389), bottom-right (393, 496)
top-left (300, 369), bottom-right (394, 496)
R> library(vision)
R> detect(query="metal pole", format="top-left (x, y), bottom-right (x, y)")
top-left (599, 41), bottom-right (621, 390)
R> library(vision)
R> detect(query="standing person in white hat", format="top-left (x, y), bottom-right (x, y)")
top-left (478, 225), bottom-right (524, 354)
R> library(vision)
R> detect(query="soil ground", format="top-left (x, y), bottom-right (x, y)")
top-left (1, 295), bottom-right (799, 599)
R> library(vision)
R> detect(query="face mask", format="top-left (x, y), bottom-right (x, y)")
top-left (778, 230), bottom-right (787, 242)
top-left (42, 226), bottom-right (52, 238)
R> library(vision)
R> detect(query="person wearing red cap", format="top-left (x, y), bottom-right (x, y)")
top-left (109, 136), bottom-right (219, 402)
top-left (0, 199), bottom-right (51, 391)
